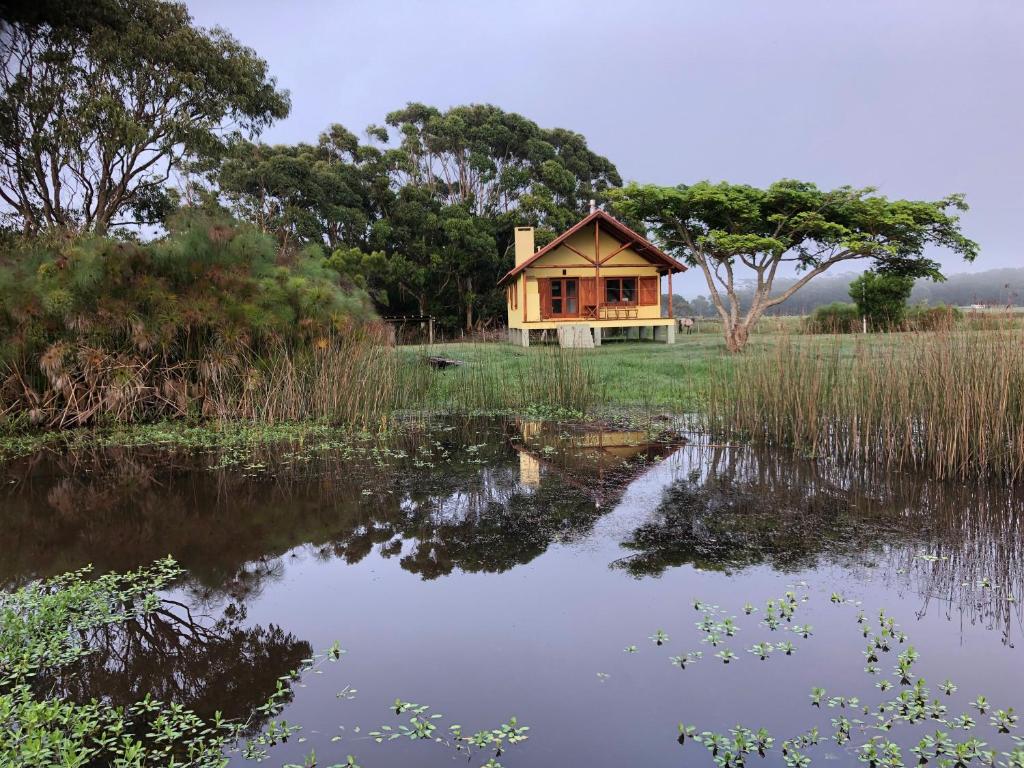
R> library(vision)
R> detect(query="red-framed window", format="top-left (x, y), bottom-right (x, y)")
top-left (604, 277), bottom-right (637, 306)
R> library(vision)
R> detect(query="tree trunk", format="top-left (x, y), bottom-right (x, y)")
top-left (724, 321), bottom-right (750, 353)
top-left (463, 276), bottom-right (474, 333)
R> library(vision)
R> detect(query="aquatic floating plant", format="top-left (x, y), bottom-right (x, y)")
top-left (645, 593), bottom-right (1024, 768)
top-left (748, 642), bottom-right (774, 660)
top-left (650, 629), bottom-right (670, 646)
top-left (792, 624), bottom-right (813, 639)
top-left (670, 651), bottom-right (703, 670)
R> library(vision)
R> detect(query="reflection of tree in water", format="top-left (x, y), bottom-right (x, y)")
top-left (2, 420), bottom-right (674, 590)
top-left (2, 420), bottom-right (680, 735)
top-left (396, 475), bottom-right (603, 579)
top-left (614, 443), bottom-right (1024, 643)
top-left (39, 598), bottom-right (311, 736)
top-left (614, 444), bottom-right (923, 576)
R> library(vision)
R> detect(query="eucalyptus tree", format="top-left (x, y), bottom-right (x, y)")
top-left (0, 0), bottom-right (289, 235)
top-left (216, 124), bottom-right (391, 253)
top-left (612, 180), bottom-right (978, 351)
top-left (380, 103), bottom-right (621, 330)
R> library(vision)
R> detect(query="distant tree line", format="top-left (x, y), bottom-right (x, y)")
top-left (668, 267), bottom-right (1023, 318)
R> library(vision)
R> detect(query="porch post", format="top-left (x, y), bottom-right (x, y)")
top-left (593, 326), bottom-right (601, 346)
top-left (521, 328), bottom-right (530, 348)
top-left (594, 219), bottom-right (601, 319)
top-left (667, 270), bottom-right (673, 319)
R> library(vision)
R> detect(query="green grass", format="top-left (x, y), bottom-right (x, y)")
top-left (404, 335), bottom-right (769, 412)
top-left (0, 334), bottom-right (865, 458)
top-left (405, 328), bottom-right (1014, 414)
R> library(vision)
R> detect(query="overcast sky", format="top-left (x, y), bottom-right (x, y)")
top-left (187, 0), bottom-right (1023, 296)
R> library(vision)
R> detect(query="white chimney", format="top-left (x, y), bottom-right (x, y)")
top-left (514, 227), bottom-right (535, 266)
top-left (589, 199), bottom-right (596, 214)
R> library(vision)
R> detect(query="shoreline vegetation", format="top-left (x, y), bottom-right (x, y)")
top-left (3, 321), bottom-right (1024, 483)
top-left (707, 329), bottom-right (1024, 482)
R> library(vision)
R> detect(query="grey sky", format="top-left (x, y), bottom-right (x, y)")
top-left (188, 0), bottom-right (1023, 296)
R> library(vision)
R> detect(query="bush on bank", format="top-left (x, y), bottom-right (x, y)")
top-left (0, 214), bottom-right (377, 429)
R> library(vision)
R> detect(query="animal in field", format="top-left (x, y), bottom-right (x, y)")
top-left (680, 317), bottom-right (695, 334)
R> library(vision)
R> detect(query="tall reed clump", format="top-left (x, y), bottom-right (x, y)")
top-left (706, 330), bottom-right (1024, 481)
top-left (205, 325), bottom-right (428, 430)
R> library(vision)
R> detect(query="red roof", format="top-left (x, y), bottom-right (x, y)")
top-left (498, 209), bottom-right (685, 285)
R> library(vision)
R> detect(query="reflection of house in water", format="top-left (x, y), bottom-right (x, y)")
top-left (511, 419), bottom-right (683, 506)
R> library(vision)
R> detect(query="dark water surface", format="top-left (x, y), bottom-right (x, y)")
top-left (2, 418), bottom-right (1022, 767)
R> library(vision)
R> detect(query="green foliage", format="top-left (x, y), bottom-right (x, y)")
top-left (670, 592), bottom-right (1023, 768)
top-left (0, 558), bottom-right (249, 766)
top-left (0, 215), bottom-right (375, 427)
top-left (805, 303), bottom-right (861, 334)
top-left (0, 0), bottom-right (290, 234)
top-left (611, 180), bottom-right (976, 350)
top-left (849, 271), bottom-right (915, 328)
top-left (207, 103), bottom-right (623, 332)
top-left (368, 700), bottom-right (528, 765)
top-left (216, 126), bottom-right (389, 253)
top-left (0, 558), bottom-right (529, 767)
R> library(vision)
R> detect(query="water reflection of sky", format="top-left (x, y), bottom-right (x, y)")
top-left (1, 419), bottom-right (1022, 767)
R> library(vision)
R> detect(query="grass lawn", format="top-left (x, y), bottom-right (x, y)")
top-left (405, 328), bottom-right (1004, 413)
top-left (403, 334), bottom-right (768, 411)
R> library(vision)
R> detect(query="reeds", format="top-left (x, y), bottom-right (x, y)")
top-left (207, 326), bottom-right (421, 429)
top-left (1, 325), bottom-right (605, 431)
top-left (416, 344), bottom-right (602, 416)
top-left (706, 330), bottom-right (1024, 481)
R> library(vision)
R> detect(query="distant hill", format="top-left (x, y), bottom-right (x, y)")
top-left (670, 267), bottom-right (1024, 317)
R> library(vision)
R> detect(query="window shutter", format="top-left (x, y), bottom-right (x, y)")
top-left (539, 279), bottom-right (551, 319)
top-left (580, 277), bottom-right (596, 307)
top-left (639, 276), bottom-right (659, 306)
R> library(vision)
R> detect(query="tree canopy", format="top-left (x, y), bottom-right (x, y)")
top-left (210, 104), bottom-right (622, 331)
top-left (611, 180), bottom-right (977, 350)
top-left (215, 125), bottom-right (389, 254)
top-left (849, 271), bottom-right (916, 329)
top-left (0, 0), bottom-right (290, 235)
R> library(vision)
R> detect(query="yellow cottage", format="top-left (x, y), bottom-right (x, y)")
top-left (499, 208), bottom-right (686, 346)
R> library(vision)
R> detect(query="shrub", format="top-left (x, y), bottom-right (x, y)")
top-left (849, 271), bottom-right (915, 329)
top-left (804, 302), bottom-right (860, 334)
top-left (904, 304), bottom-right (962, 332)
top-left (0, 215), bottom-right (378, 428)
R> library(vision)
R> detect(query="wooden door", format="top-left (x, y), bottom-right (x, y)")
top-left (550, 278), bottom-right (579, 317)
top-left (543, 278), bottom-right (579, 318)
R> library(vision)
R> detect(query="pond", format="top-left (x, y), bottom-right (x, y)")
top-left (2, 417), bottom-right (1022, 767)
